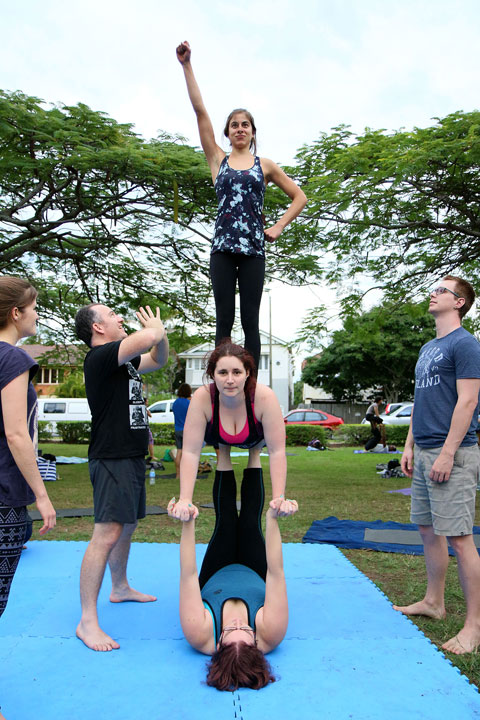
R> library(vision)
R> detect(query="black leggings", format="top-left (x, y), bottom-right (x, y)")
top-left (199, 468), bottom-right (266, 588)
top-left (0, 504), bottom-right (27, 619)
top-left (210, 252), bottom-right (265, 371)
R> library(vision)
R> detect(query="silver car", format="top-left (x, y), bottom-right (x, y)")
top-left (379, 403), bottom-right (414, 425)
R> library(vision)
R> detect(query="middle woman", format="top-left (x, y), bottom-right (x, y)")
top-left (170, 341), bottom-right (295, 521)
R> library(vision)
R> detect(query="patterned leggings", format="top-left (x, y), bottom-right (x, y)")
top-left (0, 505), bottom-right (27, 619)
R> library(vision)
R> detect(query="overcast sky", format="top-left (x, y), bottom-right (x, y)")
top-left (2, 0), bottom-right (479, 365)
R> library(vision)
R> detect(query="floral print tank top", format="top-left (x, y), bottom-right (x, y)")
top-left (212, 155), bottom-right (266, 257)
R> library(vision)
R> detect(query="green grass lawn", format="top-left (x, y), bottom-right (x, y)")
top-left (32, 442), bottom-right (480, 687)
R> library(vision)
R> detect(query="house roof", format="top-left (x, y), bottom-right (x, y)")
top-left (20, 344), bottom-right (85, 365)
top-left (179, 328), bottom-right (290, 359)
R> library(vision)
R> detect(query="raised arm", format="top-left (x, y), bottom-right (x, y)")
top-left (117, 306), bottom-right (169, 373)
top-left (170, 511), bottom-right (213, 653)
top-left (170, 386), bottom-right (209, 520)
top-left (260, 158), bottom-right (307, 242)
top-left (176, 41), bottom-right (224, 180)
top-left (256, 507), bottom-right (289, 651)
top-left (2, 373), bottom-right (56, 535)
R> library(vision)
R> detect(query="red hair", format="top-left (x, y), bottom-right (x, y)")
top-left (206, 642), bottom-right (276, 691)
top-left (205, 340), bottom-right (257, 391)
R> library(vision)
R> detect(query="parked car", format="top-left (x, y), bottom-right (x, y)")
top-left (379, 403), bottom-right (414, 425)
top-left (361, 401), bottom-right (412, 424)
top-left (384, 401), bottom-right (412, 416)
top-left (283, 408), bottom-right (344, 430)
top-left (38, 397), bottom-right (92, 437)
top-left (148, 398), bottom-right (176, 423)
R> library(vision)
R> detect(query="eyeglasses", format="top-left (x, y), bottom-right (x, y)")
top-left (430, 286), bottom-right (461, 298)
top-left (220, 625), bottom-right (256, 644)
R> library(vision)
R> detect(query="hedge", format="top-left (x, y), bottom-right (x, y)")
top-left (332, 423), bottom-right (409, 446)
top-left (56, 421), bottom-right (91, 444)
top-left (38, 421), bottom-right (55, 442)
top-left (149, 423), bottom-right (176, 445)
top-left (284, 425), bottom-right (326, 446)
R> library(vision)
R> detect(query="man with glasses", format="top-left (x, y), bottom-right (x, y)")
top-left (394, 276), bottom-right (480, 655)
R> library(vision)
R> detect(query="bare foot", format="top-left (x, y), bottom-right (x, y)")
top-left (110, 587), bottom-right (157, 603)
top-left (442, 629), bottom-right (480, 655)
top-left (393, 599), bottom-right (446, 620)
top-left (76, 621), bottom-right (120, 652)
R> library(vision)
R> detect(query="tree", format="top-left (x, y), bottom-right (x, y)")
top-left (0, 90), bottom-right (317, 341)
top-left (301, 302), bottom-right (436, 402)
top-left (295, 111), bottom-right (480, 310)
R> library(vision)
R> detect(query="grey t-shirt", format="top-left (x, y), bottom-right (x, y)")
top-left (412, 326), bottom-right (480, 448)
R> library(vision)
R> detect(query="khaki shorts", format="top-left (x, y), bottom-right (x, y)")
top-left (411, 444), bottom-right (480, 536)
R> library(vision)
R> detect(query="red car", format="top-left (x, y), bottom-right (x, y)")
top-left (283, 408), bottom-right (344, 430)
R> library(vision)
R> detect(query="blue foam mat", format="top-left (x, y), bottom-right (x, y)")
top-left (303, 516), bottom-right (480, 555)
top-left (0, 541), bottom-right (478, 719)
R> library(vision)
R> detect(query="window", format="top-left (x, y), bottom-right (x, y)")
top-left (38, 367), bottom-right (63, 384)
top-left (397, 406), bottom-right (413, 417)
top-left (149, 402), bottom-right (167, 413)
top-left (43, 402), bottom-right (66, 414)
top-left (258, 355), bottom-right (269, 370)
top-left (306, 411), bottom-right (327, 421)
top-left (187, 358), bottom-right (202, 370)
top-left (286, 412), bottom-right (304, 422)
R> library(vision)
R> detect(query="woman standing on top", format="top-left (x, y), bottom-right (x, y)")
top-left (176, 41), bottom-right (307, 372)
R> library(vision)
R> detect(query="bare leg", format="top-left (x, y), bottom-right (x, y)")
top-left (76, 522), bottom-right (123, 651)
top-left (175, 448), bottom-right (182, 480)
top-left (108, 522), bottom-right (157, 603)
top-left (247, 445), bottom-right (262, 469)
top-left (217, 445), bottom-right (233, 471)
top-left (393, 525), bottom-right (447, 619)
top-left (442, 534), bottom-right (480, 654)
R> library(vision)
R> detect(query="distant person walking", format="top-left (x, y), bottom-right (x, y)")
top-left (176, 40), bottom-right (307, 372)
top-left (394, 277), bottom-right (480, 655)
top-left (172, 383), bottom-right (192, 480)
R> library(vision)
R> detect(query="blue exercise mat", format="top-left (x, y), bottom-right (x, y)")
top-left (0, 541), bottom-right (478, 719)
top-left (303, 516), bottom-right (480, 555)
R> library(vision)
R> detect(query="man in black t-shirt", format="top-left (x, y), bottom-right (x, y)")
top-left (74, 303), bottom-right (169, 652)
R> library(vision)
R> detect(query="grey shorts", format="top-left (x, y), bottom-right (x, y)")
top-left (174, 430), bottom-right (184, 450)
top-left (411, 444), bottom-right (480, 536)
top-left (89, 456), bottom-right (146, 524)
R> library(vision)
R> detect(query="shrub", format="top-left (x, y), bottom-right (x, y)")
top-left (56, 421), bottom-right (91, 444)
top-left (149, 423), bottom-right (176, 445)
top-left (38, 421), bottom-right (55, 441)
top-left (285, 425), bottom-right (326, 446)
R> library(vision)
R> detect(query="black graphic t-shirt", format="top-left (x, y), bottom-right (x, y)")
top-left (84, 341), bottom-right (148, 459)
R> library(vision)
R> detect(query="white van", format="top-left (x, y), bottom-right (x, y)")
top-left (148, 398), bottom-right (176, 424)
top-left (38, 397), bottom-right (92, 423)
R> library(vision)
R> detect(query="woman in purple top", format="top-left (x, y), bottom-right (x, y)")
top-left (176, 41), bottom-right (307, 372)
top-left (0, 277), bottom-right (56, 623)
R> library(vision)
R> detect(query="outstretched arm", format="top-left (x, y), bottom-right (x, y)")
top-left (170, 387), bottom-right (208, 520)
top-left (176, 40), bottom-right (224, 180)
top-left (256, 507), bottom-right (290, 650)
top-left (170, 510), bottom-right (213, 652)
top-left (117, 306), bottom-right (169, 373)
top-left (261, 159), bottom-right (307, 242)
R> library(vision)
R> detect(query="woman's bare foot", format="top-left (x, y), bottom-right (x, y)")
top-left (393, 599), bottom-right (446, 620)
top-left (442, 628), bottom-right (480, 655)
top-left (76, 621), bottom-right (120, 651)
top-left (110, 587), bottom-right (157, 603)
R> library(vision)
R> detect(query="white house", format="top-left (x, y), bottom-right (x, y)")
top-left (178, 328), bottom-right (294, 414)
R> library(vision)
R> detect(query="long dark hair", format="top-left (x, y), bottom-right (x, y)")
top-left (223, 108), bottom-right (257, 155)
top-left (205, 340), bottom-right (257, 393)
top-left (206, 642), bottom-right (276, 691)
